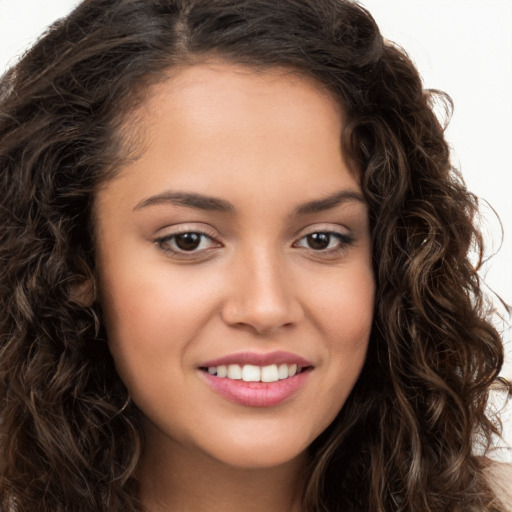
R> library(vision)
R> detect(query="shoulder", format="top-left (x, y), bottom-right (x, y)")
top-left (482, 459), bottom-right (512, 510)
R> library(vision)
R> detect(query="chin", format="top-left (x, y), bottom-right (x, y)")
top-left (212, 445), bottom-right (307, 470)
top-left (198, 426), bottom-right (314, 470)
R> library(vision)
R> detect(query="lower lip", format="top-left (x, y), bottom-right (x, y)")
top-left (199, 370), bottom-right (311, 407)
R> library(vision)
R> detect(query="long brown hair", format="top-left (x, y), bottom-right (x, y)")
top-left (0, 1), bottom-right (508, 510)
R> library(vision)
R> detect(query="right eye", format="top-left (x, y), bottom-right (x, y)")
top-left (155, 231), bottom-right (221, 255)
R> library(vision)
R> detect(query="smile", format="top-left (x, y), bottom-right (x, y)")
top-left (198, 352), bottom-right (313, 407)
top-left (202, 363), bottom-right (306, 382)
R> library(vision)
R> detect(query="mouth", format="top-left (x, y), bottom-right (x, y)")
top-left (198, 351), bottom-right (314, 407)
top-left (199, 363), bottom-right (312, 383)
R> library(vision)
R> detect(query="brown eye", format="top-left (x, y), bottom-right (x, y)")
top-left (174, 233), bottom-right (202, 251)
top-left (294, 231), bottom-right (354, 252)
top-left (306, 233), bottom-right (331, 250)
top-left (156, 231), bottom-right (220, 255)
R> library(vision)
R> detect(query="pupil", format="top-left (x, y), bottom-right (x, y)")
top-left (175, 233), bottom-right (201, 251)
top-left (307, 233), bottom-right (330, 250)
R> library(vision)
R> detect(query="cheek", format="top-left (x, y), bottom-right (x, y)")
top-left (100, 243), bottom-right (222, 335)
top-left (98, 258), bottom-right (220, 391)
top-left (311, 260), bottom-right (375, 345)
top-left (312, 264), bottom-right (374, 404)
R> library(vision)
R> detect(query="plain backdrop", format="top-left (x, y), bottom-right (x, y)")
top-left (1, 0), bottom-right (511, 460)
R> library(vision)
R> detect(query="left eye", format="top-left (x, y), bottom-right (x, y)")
top-left (295, 232), bottom-right (351, 251)
top-left (157, 232), bottom-right (217, 253)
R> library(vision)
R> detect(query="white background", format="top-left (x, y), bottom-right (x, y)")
top-left (1, 0), bottom-right (511, 459)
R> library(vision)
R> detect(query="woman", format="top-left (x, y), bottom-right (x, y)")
top-left (0, 0), bottom-right (510, 510)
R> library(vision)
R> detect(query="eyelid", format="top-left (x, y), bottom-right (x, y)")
top-left (153, 224), bottom-right (223, 256)
top-left (292, 223), bottom-right (353, 240)
top-left (154, 223), bottom-right (220, 239)
top-left (293, 232), bottom-right (354, 248)
top-left (291, 223), bottom-right (355, 255)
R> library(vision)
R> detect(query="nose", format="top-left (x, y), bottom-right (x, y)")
top-left (220, 248), bottom-right (303, 335)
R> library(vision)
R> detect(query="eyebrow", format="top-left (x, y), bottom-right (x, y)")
top-left (134, 191), bottom-right (234, 212)
top-left (133, 189), bottom-right (365, 214)
top-left (294, 190), bottom-right (365, 215)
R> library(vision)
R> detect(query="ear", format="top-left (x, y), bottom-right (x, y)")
top-left (69, 277), bottom-right (96, 307)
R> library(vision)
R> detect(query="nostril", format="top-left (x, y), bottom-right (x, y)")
top-left (220, 299), bottom-right (302, 335)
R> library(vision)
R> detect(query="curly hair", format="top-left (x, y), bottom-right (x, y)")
top-left (0, 0), bottom-right (508, 511)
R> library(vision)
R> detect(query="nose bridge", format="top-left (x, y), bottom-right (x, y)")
top-left (222, 243), bottom-right (300, 333)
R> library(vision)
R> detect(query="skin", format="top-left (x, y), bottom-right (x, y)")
top-left (94, 62), bottom-right (375, 512)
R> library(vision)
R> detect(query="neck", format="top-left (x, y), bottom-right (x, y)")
top-left (137, 428), bottom-right (307, 512)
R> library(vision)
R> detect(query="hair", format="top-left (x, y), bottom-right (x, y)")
top-left (0, 0), bottom-right (509, 511)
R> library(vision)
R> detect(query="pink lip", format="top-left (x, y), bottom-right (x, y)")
top-left (198, 351), bottom-right (313, 408)
top-left (199, 369), bottom-right (311, 408)
top-left (199, 351), bottom-right (312, 368)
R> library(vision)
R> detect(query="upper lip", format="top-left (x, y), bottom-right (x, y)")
top-left (199, 351), bottom-right (313, 368)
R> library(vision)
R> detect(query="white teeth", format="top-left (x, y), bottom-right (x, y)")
top-left (206, 363), bottom-right (303, 382)
top-left (242, 364), bottom-right (261, 382)
top-left (227, 364), bottom-right (242, 380)
top-left (278, 363), bottom-right (289, 380)
top-left (261, 364), bottom-right (279, 382)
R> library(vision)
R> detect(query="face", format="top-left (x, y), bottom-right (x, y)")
top-left (94, 62), bottom-right (375, 470)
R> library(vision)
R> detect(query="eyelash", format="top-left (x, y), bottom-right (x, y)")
top-left (293, 232), bottom-right (354, 253)
top-left (155, 230), bottom-right (220, 256)
top-left (154, 230), bottom-right (354, 258)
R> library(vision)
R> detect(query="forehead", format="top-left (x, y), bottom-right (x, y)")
top-left (142, 60), bottom-right (342, 119)
top-left (96, 61), bottom-right (357, 215)
top-left (130, 61), bottom-right (346, 166)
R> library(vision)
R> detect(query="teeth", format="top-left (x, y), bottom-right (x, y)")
top-left (261, 364), bottom-right (279, 382)
top-left (206, 363), bottom-right (303, 382)
top-left (242, 364), bottom-right (261, 382)
top-left (278, 363), bottom-right (288, 380)
top-left (227, 364), bottom-right (242, 380)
